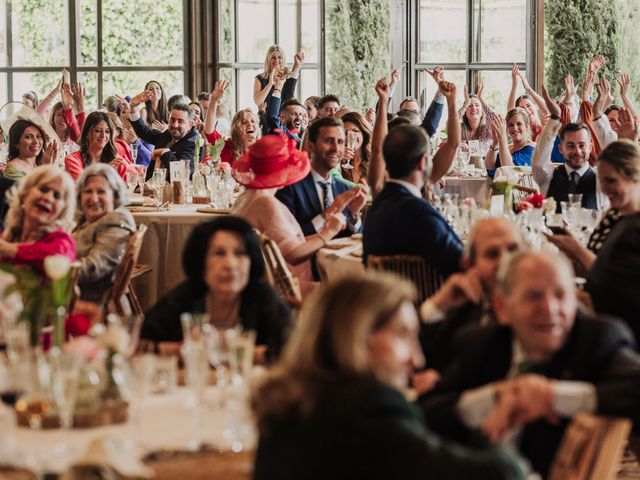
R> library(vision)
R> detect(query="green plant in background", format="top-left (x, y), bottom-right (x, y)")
top-left (545, 0), bottom-right (618, 98)
top-left (614, 0), bottom-right (640, 107)
top-left (326, 0), bottom-right (390, 113)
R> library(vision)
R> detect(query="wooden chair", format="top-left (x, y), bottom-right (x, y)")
top-left (367, 255), bottom-right (444, 304)
top-left (257, 232), bottom-right (302, 308)
top-left (107, 224), bottom-right (148, 316)
top-left (549, 413), bottom-right (632, 480)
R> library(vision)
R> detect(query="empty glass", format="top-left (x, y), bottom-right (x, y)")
top-left (150, 169), bottom-right (167, 207)
top-left (135, 165), bottom-right (147, 194)
top-left (125, 171), bottom-right (138, 195)
top-left (568, 193), bottom-right (583, 206)
top-left (181, 342), bottom-right (210, 451)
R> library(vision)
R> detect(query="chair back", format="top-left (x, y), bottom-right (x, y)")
top-left (367, 255), bottom-right (444, 304)
top-left (549, 413), bottom-right (631, 480)
top-left (257, 232), bottom-right (302, 307)
top-left (108, 224), bottom-right (148, 314)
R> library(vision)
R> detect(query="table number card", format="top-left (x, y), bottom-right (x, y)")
top-left (169, 161), bottom-right (186, 184)
top-left (468, 140), bottom-right (481, 156)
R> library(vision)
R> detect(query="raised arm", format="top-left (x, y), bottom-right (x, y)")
top-left (36, 69), bottom-right (65, 117)
top-left (421, 67), bottom-right (445, 137)
top-left (518, 70), bottom-right (549, 116)
top-left (531, 85), bottom-right (562, 194)
top-left (507, 64), bottom-right (519, 111)
top-left (486, 115), bottom-right (510, 169)
top-left (431, 81), bottom-right (460, 183)
top-left (204, 80), bottom-right (229, 136)
top-left (369, 78), bottom-right (391, 198)
top-left (618, 72), bottom-right (639, 119)
top-left (253, 70), bottom-right (275, 107)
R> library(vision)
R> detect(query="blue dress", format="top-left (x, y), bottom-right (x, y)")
top-left (495, 144), bottom-right (535, 169)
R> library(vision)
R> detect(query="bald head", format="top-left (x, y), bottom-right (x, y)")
top-left (466, 218), bottom-right (522, 290)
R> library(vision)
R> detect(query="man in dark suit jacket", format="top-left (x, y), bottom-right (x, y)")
top-left (276, 117), bottom-right (367, 238)
top-left (419, 251), bottom-right (640, 477)
top-left (126, 98), bottom-right (200, 180)
top-left (418, 217), bottom-right (522, 374)
top-left (362, 120), bottom-right (463, 278)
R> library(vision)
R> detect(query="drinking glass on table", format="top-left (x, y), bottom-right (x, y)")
top-left (181, 342), bottom-right (210, 451)
top-left (135, 165), bottom-right (147, 195)
top-left (568, 193), bottom-right (583, 206)
top-left (150, 169), bottom-right (167, 208)
top-left (49, 347), bottom-right (81, 459)
top-left (125, 171), bottom-right (138, 195)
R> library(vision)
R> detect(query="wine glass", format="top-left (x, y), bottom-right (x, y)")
top-left (105, 314), bottom-right (144, 358)
top-left (150, 169), bottom-right (167, 208)
top-left (125, 171), bottom-right (138, 195)
top-left (48, 348), bottom-right (81, 458)
top-left (181, 342), bottom-right (210, 451)
top-left (135, 165), bottom-right (147, 195)
top-left (342, 131), bottom-right (356, 170)
top-left (130, 143), bottom-right (139, 164)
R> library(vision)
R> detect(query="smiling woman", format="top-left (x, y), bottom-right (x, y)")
top-left (0, 165), bottom-right (76, 271)
top-left (4, 119), bottom-right (58, 180)
top-left (73, 163), bottom-right (136, 305)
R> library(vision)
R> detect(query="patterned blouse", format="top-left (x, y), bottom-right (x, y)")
top-left (587, 208), bottom-right (622, 254)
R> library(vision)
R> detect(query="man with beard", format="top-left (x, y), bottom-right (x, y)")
top-left (531, 85), bottom-right (607, 211)
top-left (126, 96), bottom-right (200, 180)
top-left (265, 74), bottom-right (306, 146)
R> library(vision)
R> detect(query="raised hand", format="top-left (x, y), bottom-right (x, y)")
top-left (116, 95), bottom-right (131, 115)
top-left (582, 70), bottom-right (596, 101)
top-left (562, 74), bottom-right (576, 104)
top-left (614, 108), bottom-right (640, 142)
top-left (293, 49), bottom-right (305, 68)
top-left (511, 63), bottom-right (520, 85)
top-left (426, 66), bottom-right (444, 84)
top-left (60, 83), bottom-right (74, 110)
top-left (374, 78), bottom-right (391, 102)
top-left (439, 80), bottom-right (456, 104)
top-left (476, 80), bottom-right (484, 99)
top-left (122, 127), bottom-right (137, 144)
top-left (390, 66), bottom-right (401, 87)
top-left (588, 55), bottom-right (605, 75)
top-left (70, 82), bottom-right (86, 112)
top-left (541, 84), bottom-right (561, 117)
top-left (130, 90), bottom-right (152, 108)
top-left (152, 120), bottom-right (168, 132)
top-left (618, 72), bottom-right (630, 98)
top-left (593, 76), bottom-right (614, 118)
top-left (491, 114), bottom-right (507, 141)
top-left (209, 79), bottom-right (229, 102)
top-left (322, 211), bottom-right (347, 238)
top-left (463, 84), bottom-right (470, 105)
top-left (42, 140), bottom-right (59, 165)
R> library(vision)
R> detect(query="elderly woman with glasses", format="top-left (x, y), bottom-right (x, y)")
top-left (73, 163), bottom-right (136, 305)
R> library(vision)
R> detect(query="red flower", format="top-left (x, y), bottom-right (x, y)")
top-left (526, 193), bottom-right (545, 208)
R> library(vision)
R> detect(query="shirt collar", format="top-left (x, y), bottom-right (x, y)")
top-left (563, 162), bottom-right (591, 177)
top-left (386, 179), bottom-right (422, 198)
top-left (311, 168), bottom-right (332, 184)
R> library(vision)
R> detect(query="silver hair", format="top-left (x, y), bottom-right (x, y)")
top-left (76, 163), bottom-right (130, 213)
top-left (4, 165), bottom-right (77, 241)
top-left (495, 250), bottom-right (574, 295)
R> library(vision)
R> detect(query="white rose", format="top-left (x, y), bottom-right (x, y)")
top-left (44, 255), bottom-right (72, 281)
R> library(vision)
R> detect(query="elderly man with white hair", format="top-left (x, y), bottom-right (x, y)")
top-left (418, 250), bottom-right (640, 478)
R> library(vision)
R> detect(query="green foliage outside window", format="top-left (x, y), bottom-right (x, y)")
top-left (326, 0), bottom-right (390, 112)
top-left (545, 0), bottom-right (640, 108)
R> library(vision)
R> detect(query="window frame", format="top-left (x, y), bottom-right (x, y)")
top-left (0, 0), bottom-right (189, 106)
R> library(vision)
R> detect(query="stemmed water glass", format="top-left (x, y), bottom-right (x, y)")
top-left (149, 169), bottom-right (167, 208)
top-left (125, 171), bottom-right (138, 195)
top-left (48, 348), bottom-right (81, 458)
top-left (135, 165), bottom-right (147, 195)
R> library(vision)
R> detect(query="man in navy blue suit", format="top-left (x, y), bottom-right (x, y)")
top-left (276, 117), bottom-right (367, 238)
top-left (363, 78), bottom-right (463, 278)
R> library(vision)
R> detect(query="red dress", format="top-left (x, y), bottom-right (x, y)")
top-left (7, 230), bottom-right (76, 271)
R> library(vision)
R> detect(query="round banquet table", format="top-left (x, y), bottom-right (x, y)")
top-left (443, 176), bottom-right (492, 204)
top-left (130, 204), bottom-right (227, 312)
top-left (316, 237), bottom-right (365, 283)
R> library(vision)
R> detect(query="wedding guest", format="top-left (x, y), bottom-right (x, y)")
top-left (419, 251), bottom-right (640, 478)
top-left (49, 102), bottom-right (81, 156)
top-left (4, 119), bottom-right (58, 180)
top-left (304, 96), bottom-right (320, 124)
top-left (459, 84), bottom-right (497, 165)
top-left (507, 64), bottom-right (548, 141)
top-left (141, 216), bottom-right (291, 360)
top-left (64, 111), bottom-right (131, 181)
top-left (197, 92), bottom-right (211, 116)
top-left (340, 111), bottom-right (371, 184)
top-left (0, 165), bottom-right (76, 270)
top-left (252, 273), bottom-right (527, 480)
top-left (231, 135), bottom-right (345, 291)
top-left (140, 80), bottom-right (169, 126)
top-left (316, 94), bottom-right (341, 118)
top-left (73, 164), bottom-right (136, 305)
top-left (485, 108), bottom-right (535, 172)
top-left (254, 46), bottom-right (303, 109)
top-left (204, 80), bottom-right (260, 165)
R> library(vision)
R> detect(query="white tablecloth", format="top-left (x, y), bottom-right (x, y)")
top-left (3, 386), bottom-right (254, 474)
top-left (131, 204), bottom-right (226, 312)
top-left (443, 176), bottom-right (492, 204)
top-left (316, 238), bottom-right (365, 283)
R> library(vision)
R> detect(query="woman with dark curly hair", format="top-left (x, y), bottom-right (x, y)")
top-left (340, 111), bottom-right (372, 184)
top-left (141, 216), bottom-right (292, 359)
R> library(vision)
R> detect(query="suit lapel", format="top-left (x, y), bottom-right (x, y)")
top-left (301, 173), bottom-right (323, 215)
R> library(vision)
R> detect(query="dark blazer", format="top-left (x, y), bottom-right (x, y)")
top-left (587, 212), bottom-right (640, 342)
top-left (130, 117), bottom-right (201, 179)
top-left (421, 97), bottom-right (445, 138)
top-left (419, 314), bottom-right (640, 477)
top-left (255, 375), bottom-right (526, 480)
top-left (276, 172), bottom-right (357, 237)
top-left (362, 182), bottom-right (463, 277)
top-left (265, 95), bottom-right (302, 146)
top-left (141, 281), bottom-right (292, 361)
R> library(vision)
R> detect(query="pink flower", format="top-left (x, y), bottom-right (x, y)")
top-left (64, 336), bottom-right (103, 362)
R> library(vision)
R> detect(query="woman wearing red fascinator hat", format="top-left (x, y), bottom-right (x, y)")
top-left (231, 134), bottom-right (346, 293)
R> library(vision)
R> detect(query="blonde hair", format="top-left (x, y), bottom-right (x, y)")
top-left (4, 165), bottom-right (77, 242)
top-left (251, 272), bottom-right (415, 433)
top-left (260, 45), bottom-right (287, 79)
top-left (598, 139), bottom-right (640, 182)
top-left (230, 109), bottom-right (260, 163)
top-left (505, 107), bottom-right (531, 140)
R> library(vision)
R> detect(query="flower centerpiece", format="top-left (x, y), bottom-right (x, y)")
top-left (0, 254), bottom-right (74, 348)
top-left (516, 193), bottom-right (557, 214)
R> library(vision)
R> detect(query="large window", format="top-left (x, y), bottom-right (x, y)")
top-left (411, 0), bottom-right (535, 121)
top-left (216, 0), bottom-right (322, 113)
top-left (0, 0), bottom-right (186, 112)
